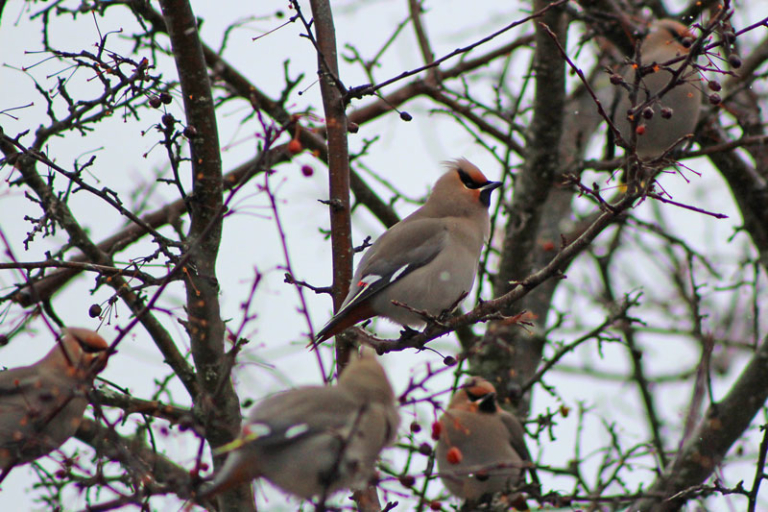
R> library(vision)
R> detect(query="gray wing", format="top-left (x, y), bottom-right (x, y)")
top-left (339, 218), bottom-right (449, 311)
top-left (242, 387), bottom-right (363, 448)
top-left (500, 412), bottom-right (540, 486)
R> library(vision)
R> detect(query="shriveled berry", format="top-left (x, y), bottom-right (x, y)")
top-left (400, 111), bottom-right (413, 122)
top-left (398, 474), bottom-right (416, 488)
top-left (301, 165), bottom-right (314, 177)
top-left (149, 96), bottom-right (162, 109)
top-left (183, 125), bottom-right (198, 138)
top-left (410, 421), bottom-right (422, 434)
top-left (642, 107), bottom-right (654, 120)
top-left (430, 501), bottom-right (442, 511)
top-left (162, 114), bottom-right (175, 127)
top-left (418, 442), bottom-right (432, 456)
top-left (443, 355), bottom-right (457, 366)
top-left (609, 73), bottom-right (624, 85)
top-left (709, 93), bottom-right (722, 105)
top-left (347, 122), bottom-right (359, 133)
top-left (728, 54), bottom-right (742, 69)
top-left (661, 107), bottom-right (673, 119)
top-left (707, 80), bottom-right (722, 92)
top-left (681, 37), bottom-right (693, 49)
top-left (160, 93), bottom-right (172, 104)
top-left (446, 446), bottom-right (463, 464)
top-left (88, 304), bottom-right (102, 318)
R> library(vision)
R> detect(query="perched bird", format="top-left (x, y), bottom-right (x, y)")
top-left (200, 346), bottom-right (400, 502)
top-left (614, 19), bottom-right (701, 160)
top-left (316, 159), bottom-right (501, 342)
top-left (436, 376), bottom-right (538, 505)
top-left (0, 328), bottom-right (110, 473)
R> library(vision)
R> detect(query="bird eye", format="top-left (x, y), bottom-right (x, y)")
top-left (456, 169), bottom-right (484, 189)
top-left (465, 389), bottom-right (482, 401)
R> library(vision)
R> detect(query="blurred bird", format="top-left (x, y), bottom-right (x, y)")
top-left (615, 19), bottom-right (701, 160)
top-left (436, 376), bottom-right (538, 506)
top-left (0, 328), bottom-right (109, 473)
top-left (200, 346), bottom-right (400, 502)
top-left (316, 159), bottom-right (501, 343)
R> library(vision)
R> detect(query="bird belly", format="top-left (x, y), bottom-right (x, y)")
top-left (370, 249), bottom-right (477, 327)
top-left (616, 69), bottom-right (701, 160)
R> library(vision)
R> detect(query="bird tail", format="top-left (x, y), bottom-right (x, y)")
top-left (311, 302), bottom-right (375, 348)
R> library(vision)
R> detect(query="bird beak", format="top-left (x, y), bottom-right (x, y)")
top-left (477, 392), bottom-right (497, 413)
top-left (479, 181), bottom-right (502, 207)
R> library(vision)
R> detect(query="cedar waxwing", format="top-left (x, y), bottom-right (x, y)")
top-left (0, 328), bottom-right (109, 473)
top-left (200, 346), bottom-right (400, 502)
top-left (316, 159), bottom-right (501, 342)
top-left (436, 376), bottom-right (538, 505)
top-left (615, 19), bottom-right (701, 160)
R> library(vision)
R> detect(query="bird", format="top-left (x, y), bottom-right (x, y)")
top-left (0, 328), bottom-right (110, 473)
top-left (614, 19), bottom-right (702, 160)
top-left (199, 346), bottom-right (400, 503)
top-left (436, 376), bottom-right (538, 505)
top-left (315, 159), bottom-right (501, 343)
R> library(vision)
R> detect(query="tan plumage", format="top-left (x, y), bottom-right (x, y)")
top-left (316, 159), bottom-right (501, 342)
top-left (200, 346), bottom-right (400, 502)
top-left (615, 19), bottom-right (702, 160)
top-left (0, 328), bottom-right (109, 473)
top-left (436, 377), bottom-right (538, 504)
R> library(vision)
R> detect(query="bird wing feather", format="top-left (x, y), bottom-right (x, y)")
top-left (340, 219), bottom-right (448, 312)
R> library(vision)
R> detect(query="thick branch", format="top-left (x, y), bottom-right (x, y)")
top-left (632, 336), bottom-right (768, 511)
top-left (156, 0), bottom-right (248, 510)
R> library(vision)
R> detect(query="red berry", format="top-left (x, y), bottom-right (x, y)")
top-left (287, 139), bottom-right (303, 154)
top-left (446, 447), bottom-right (463, 464)
top-left (431, 421), bottom-right (442, 441)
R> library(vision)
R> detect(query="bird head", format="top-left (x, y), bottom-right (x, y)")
top-left (54, 328), bottom-right (110, 378)
top-left (425, 159), bottom-right (501, 217)
top-left (339, 345), bottom-right (396, 405)
top-left (641, 19), bottom-right (696, 65)
top-left (449, 376), bottom-right (499, 414)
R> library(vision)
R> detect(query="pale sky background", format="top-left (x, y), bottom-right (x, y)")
top-left (0, 0), bottom-right (766, 510)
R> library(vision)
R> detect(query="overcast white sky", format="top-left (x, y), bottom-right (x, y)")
top-left (1, 0), bottom-right (766, 510)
